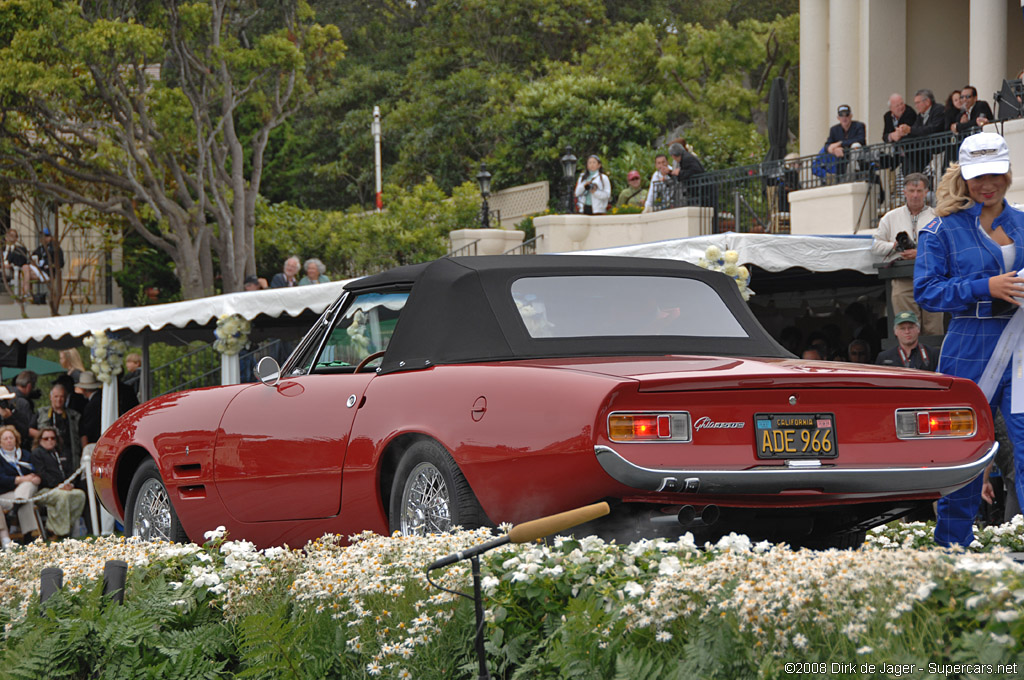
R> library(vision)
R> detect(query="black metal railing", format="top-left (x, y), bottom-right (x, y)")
top-left (447, 240), bottom-right (478, 257)
top-left (150, 337), bottom-right (285, 397)
top-left (504, 234), bottom-right (543, 255)
top-left (150, 342), bottom-right (220, 397)
top-left (651, 130), bottom-right (960, 235)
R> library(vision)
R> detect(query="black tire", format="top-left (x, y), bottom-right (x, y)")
top-left (124, 459), bottom-right (188, 542)
top-left (389, 440), bottom-right (489, 536)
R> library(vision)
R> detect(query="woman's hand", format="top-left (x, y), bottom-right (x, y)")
top-left (988, 271), bottom-right (1024, 305)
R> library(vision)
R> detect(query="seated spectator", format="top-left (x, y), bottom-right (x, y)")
top-left (574, 155), bottom-right (612, 215)
top-left (954, 85), bottom-right (993, 135)
top-left (29, 426), bottom-right (86, 537)
top-left (22, 227), bottom-right (63, 301)
top-left (875, 311), bottom-right (935, 371)
top-left (905, 89), bottom-right (946, 175)
top-left (0, 424), bottom-right (41, 542)
top-left (908, 88), bottom-right (946, 138)
top-left (243, 274), bottom-right (267, 291)
top-left (270, 255), bottom-right (301, 288)
top-left (617, 170), bottom-right (648, 207)
top-left (298, 258), bottom-right (330, 285)
top-left (1, 228), bottom-right (30, 296)
top-left (826, 105), bottom-right (866, 158)
top-left (846, 339), bottom-right (873, 364)
top-left (643, 154), bottom-right (674, 212)
top-left (879, 93), bottom-right (917, 202)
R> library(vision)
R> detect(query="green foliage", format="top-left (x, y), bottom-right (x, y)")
top-left (3, 525), bottom-right (1024, 679)
top-left (1, 573), bottom-right (229, 680)
top-left (261, 2), bottom-right (800, 214)
top-left (254, 179), bottom-right (482, 281)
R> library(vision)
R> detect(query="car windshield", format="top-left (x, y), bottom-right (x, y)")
top-left (510, 275), bottom-right (747, 339)
top-left (314, 292), bottom-right (409, 370)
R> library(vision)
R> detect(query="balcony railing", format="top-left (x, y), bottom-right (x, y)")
top-left (651, 130), bottom-right (960, 235)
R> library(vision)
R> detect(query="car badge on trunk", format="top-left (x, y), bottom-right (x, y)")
top-left (693, 416), bottom-right (744, 431)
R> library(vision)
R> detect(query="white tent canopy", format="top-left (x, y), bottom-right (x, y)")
top-left (0, 279), bottom-right (354, 347)
top-left (573, 232), bottom-right (878, 276)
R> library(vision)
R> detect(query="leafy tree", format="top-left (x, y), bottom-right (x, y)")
top-left (254, 178), bottom-right (482, 282)
top-left (0, 0), bottom-right (344, 299)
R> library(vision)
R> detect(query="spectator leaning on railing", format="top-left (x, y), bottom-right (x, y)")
top-left (871, 172), bottom-right (944, 336)
top-left (643, 154), bottom-right (673, 213)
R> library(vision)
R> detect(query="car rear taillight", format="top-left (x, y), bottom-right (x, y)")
top-left (608, 412), bottom-right (691, 443)
top-left (895, 408), bottom-right (976, 438)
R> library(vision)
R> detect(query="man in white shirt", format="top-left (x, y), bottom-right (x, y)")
top-left (871, 172), bottom-right (943, 336)
top-left (642, 154), bottom-right (673, 213)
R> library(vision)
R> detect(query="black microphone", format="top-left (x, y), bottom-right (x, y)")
top-left (426, 502), bottom-right (611, 571)
top-left (427, 535), bottom-right (510, 571)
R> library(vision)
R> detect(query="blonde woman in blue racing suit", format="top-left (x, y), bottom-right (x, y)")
top-left (915, 132), bottom-right (1024, 547)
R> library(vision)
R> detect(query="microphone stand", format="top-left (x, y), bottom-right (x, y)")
top-left (425, 501), bottom-right (611, 680)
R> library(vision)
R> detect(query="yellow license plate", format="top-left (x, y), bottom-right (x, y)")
top-left (755, 413), bottom-right (838, 459)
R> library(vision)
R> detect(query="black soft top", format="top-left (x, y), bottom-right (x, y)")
top-left (345, 255), bottom-right (790, 374)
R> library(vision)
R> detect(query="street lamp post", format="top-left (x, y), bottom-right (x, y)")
top-left (560, 146), bottom-right (577, 214)
top-left (476, 163), bottom-right (492, 228)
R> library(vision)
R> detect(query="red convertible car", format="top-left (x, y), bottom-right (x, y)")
top-left (92, 255), bottom-right (996, 549)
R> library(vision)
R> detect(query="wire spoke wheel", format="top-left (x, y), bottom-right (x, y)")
top-left (399, 461), bottom-right (451, 535)
top-left (125, 458), bottom-right (187, 543)
top-left (132, 477), bottom-right (173, 540)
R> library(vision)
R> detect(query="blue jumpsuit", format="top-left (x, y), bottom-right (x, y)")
top-left (915, 199), bottom-right (1024, 546)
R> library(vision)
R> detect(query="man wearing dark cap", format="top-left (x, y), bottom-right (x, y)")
top-left (875, 311), bottom-right (936, 371)
top-left (617, 170), bottom-right (648, 207)
top-left (243, 274), bottom-right (267, 291)
top-left (826, 105), bottom-right (866, 158)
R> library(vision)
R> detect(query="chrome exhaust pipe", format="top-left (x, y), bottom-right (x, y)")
top-left (648, 504), bottom-right (720, 529)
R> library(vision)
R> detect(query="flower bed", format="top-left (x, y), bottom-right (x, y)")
top-left (1, 522), bottom-right (1023, 678)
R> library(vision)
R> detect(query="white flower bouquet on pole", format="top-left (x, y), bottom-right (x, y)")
top-left (697, 246), bottom-right (753, 301)
top-left (213, 314), bottom-right (252, 357)
top-left (82, 330), bottom-right (128, 383)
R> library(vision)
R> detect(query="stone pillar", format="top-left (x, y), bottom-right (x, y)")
top-left (859, 0), bottom-right (906, 143)
top-left (800, 0), bottom-right (830, 157)
top-left (969, 0), bottom-right (1006, 116)
top-left (829, 0), bottom-right (861, 121)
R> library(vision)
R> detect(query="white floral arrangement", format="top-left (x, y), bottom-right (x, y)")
top-left (213, 313), bottom-right (252, 356)
top-left (82, 330), bottom-right (128, 384)
top-left (697, 245), bottom-right (752, 301)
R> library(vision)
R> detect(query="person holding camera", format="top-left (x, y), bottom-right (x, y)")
top-left (574, 155), bottom-right (611, 215)
top-left (871, 172), bottom-right (943, 336)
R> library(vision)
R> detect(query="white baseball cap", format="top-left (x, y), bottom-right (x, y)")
top-left (959, 132), bottom-right (1010, 180)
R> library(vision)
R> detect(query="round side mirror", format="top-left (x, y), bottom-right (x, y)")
top-left (254, 356), bottom-right (281, 386)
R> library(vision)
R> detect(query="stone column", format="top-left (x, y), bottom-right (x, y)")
top-left (800, 0), bottom-right (830, 157)
top-left (969, 0), bottom-right (1006, 117)
top-left (829, 0), bottom-right (861, 121)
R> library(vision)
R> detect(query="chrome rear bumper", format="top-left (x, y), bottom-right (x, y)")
top-left (594, 443), bottom-right (997, 498)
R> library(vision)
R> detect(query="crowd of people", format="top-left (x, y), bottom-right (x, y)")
top-left (0, 352), bottom-right (140, 549)
top-left (569, 140), bottom-right (710, 216)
